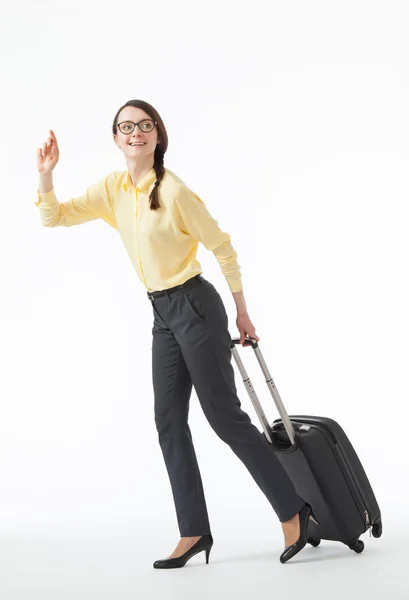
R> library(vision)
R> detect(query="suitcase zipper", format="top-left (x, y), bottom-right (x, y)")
top-left (337, 450), bottom-right (373, 529)
top-left (365, 510), bottom-right (372, 537)
top-left (334, 440), bottom-right (373, 530)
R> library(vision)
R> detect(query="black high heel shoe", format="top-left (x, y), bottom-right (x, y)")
top-left (280, 504), bottom-right (319, 564)
top-left (153, 534), bottom-right (213, 569)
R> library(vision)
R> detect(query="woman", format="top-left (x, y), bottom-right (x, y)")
top-left (35, 99), bottom-right (318, 568)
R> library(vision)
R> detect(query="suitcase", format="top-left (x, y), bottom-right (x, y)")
top-left (230, 335), bottom-right (383, 553)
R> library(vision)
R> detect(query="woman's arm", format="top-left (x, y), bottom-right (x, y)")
top-left (34, 173), bottom-right (118, 229)
top-left (174, 184), bottom-right (260, 345)
top-left (35, 130), bottom-right (117, 229)
top-left (174, 185), bottom-right (242, 292)
top-left (232, 288), bottom-right (260, 345)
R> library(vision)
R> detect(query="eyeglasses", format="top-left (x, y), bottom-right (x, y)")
top-left (117, 119), bottom-right (157, 135)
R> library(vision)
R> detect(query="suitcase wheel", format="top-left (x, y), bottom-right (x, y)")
top-left (307, 537), bottom-right (321, 547)
top-left (349, 540), bottom-right (365, 553)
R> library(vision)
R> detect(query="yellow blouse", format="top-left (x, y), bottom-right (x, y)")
top-left (34, 167), bottom-right (243, 293)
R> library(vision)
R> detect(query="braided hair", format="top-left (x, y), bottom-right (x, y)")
top-left (150, 144), bottom-right (165, 210)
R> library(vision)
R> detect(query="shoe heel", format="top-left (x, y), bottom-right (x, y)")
top-left (309, 511), bottom-right (320, 526)
top-left (205, 547), bottom-right (211, 564)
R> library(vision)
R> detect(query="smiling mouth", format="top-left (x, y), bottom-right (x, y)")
top-left (129, 142), bottom-right (146, 146)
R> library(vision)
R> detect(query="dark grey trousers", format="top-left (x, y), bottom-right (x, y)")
top-left (149, 274), bottom-right (305, 536)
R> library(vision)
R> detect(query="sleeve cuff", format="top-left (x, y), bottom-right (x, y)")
top-left (228, 277), bottom-right (243, 293)
top-left (34, 188), bottom-right (56, 207)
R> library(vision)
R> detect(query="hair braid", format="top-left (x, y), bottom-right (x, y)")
top-left (149, 146), bottom-right (165, 210)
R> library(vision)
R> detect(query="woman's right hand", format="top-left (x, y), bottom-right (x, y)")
top-left (37, 130), bottom-right (59, 175)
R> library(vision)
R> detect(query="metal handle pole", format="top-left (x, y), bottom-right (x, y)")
top-left (231, 336), bottom-right (296, 446)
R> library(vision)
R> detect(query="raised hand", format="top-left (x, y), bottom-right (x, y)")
top-left (36, 130), bottom-right (59, 174)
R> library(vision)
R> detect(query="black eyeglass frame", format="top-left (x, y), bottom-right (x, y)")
top-left (117, 119), bottom-right (158, 134)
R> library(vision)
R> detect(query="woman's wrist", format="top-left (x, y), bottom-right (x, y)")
top-left (39, 171), bottom-right (54, 194)
top-left (232, 289), bottom-right (248, 316)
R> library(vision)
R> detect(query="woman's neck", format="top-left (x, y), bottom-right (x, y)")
top-left (126, 156), bottom-right (155, 188)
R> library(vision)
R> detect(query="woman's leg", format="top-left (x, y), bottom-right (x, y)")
top-left (152, 306), bottom-right (211, 538)
top-left (162, 277), bottom-right (306, 525)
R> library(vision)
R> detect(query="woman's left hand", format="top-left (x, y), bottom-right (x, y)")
top-left (236, 312), bottom-right (260, 346)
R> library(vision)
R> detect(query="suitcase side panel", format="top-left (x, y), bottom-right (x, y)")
top-left (287, 416), bottom-right (381, 525)
top-left (272, 425), bottom-right (367, 542)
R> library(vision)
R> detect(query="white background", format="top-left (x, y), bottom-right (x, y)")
top-left (1, 0), bottom-right (408, 598)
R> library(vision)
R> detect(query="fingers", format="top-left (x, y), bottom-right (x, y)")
top-left (37, 137), bottom-right (51, 160)
top-left (239, 331), bottom-right (260, 345)
top-left (40, 135), bottom-right (54, 157)
top-left (41, 130), bottom-right (56, 148)
top-left (49, 129), bottom-right (58, 149)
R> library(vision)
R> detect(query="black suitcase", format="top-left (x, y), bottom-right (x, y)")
top-left (230, 336), bottom-right (383, 553)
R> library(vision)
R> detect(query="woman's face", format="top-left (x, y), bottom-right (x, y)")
top-left (114, 106), bottom-right (159, 159)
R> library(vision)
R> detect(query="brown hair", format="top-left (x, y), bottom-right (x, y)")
top-left (112, 100), bottom-right (168, 210)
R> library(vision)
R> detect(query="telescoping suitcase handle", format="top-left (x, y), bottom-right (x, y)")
top-left (230, 336), bottom-right (296, 446)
